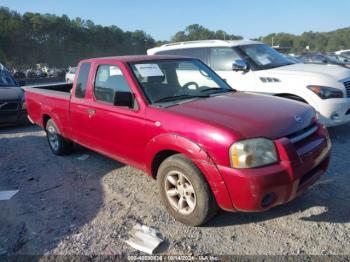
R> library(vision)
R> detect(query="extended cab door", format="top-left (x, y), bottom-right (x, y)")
top-left (70, 62), bottom-right (96, 146)
top-left (86, 62), bottom-right (146, 167)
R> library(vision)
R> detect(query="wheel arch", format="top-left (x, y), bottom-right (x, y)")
top-left (42, 114), bottom-right (51, 128)
top-left (146, 134), bottom-right (234, 211)
top-left (146, 134), bottom-right (214, 179)
top-left (41, 112), bottom-right (64, 136)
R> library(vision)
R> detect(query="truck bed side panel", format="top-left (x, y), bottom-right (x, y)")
top-left (25, 88), bottom-right (72, 139)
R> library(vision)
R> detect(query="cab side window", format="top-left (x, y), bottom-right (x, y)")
top-left (75, 62), bottom-right (91, 98)
top-left (94, 64), bottom-right (132, 104)
top-left (210, 48), bottom-right (241, 71)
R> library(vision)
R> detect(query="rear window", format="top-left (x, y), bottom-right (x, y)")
top-left (75, 63), bottom-right (91, 98)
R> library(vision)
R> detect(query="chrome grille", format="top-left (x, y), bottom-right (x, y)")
top-left (287, 123), bottom-right (318, 144)
top-left (0, 101), bottom-right (19, 111)
top-left (344, 80), bottom-right (350, 97)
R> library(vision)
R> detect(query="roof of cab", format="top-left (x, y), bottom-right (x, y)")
top-left (147, 39), bottom-right (262, 55)
top-left (80, 55), bottom-right (191, 64)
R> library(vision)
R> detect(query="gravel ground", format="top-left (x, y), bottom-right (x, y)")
top-left (0, 124), bottom-right (349, 257)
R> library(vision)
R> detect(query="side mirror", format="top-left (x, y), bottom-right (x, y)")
top-left (18, 80), bottom-right (26, 86)
top-left (232, 59), bottom-right (249, 72)
top-left (113, 91), bottom-right (134, 108)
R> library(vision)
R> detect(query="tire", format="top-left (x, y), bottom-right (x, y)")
top-left (45, 119), bottom-right (72, 155)
top-left (157, 154), bottom-right (218, 226)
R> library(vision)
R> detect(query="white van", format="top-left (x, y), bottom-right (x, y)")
top-left (148, 40), bottom-right (350, 127)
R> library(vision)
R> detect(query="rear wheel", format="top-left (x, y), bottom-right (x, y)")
top-left (46, 119), bottom-right (72, 155)
top-left (157, 154), bottom-right (218, 226)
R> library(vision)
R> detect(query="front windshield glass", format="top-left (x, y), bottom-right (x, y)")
top-left (325, 55), bottom-right (344, 64)
top-left (238, 44), bottom-right (294, 70)
top-left (129, 59), bottom-right (233, 104)
top-left (342, 51), bottom-right (350, 58)
top-left (0, 69), bottom-right (17, 87)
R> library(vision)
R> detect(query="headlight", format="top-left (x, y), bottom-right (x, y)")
top-left (307, 85), bottom-right (343, 99)
top-left (229, 138), bottom-right (278, 169)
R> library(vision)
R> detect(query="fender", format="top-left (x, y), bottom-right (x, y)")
top-left (274, 92), bottom-right (318, 110)
top-left (41, 105), bottom-right (65, 136)
top-left (145, 133), bottom-right (234, 211)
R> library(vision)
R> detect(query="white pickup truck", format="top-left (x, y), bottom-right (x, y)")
top-left (148, 40), bottom-right (350, 127)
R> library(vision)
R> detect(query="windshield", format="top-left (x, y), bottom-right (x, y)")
top-left (0, 69), bottom-right (17, 87)
top-left (324, 55), bottom-right (341, 64)
top-left (238, 44), bottom-right (294, 70)
top-left (129, 59), bottom-right (234, 104)
top-left (341, 51), bottom-right (350, 58)
top-left (325, 55), bottom-right (346, 64)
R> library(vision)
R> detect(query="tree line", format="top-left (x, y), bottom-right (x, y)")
top-left (1, 6), bottom-right (350, 68)
top-left (0, 7), bottom-right (156, 68)
top-left (258, 29), bottom-right (350, 53)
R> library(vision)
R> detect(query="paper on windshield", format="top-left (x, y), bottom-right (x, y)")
top-left (135, 64), bottom-right (164, 77)
top-left (110, 66), bottom-right (122, 76)
top-left (257, 56), bottom-right (271, 65)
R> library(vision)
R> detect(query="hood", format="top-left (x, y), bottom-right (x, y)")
top-left (165, 92), bottom-right (315, 140)
top-left (264, 63), bottom-right (350, 81)
top-left (0, 86), bottom-right (23, 101)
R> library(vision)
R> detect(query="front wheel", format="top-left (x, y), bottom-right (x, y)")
top-left (46, 119), bottom-right (72, 155)
top-left (157, 154), bottom-right (218, 226)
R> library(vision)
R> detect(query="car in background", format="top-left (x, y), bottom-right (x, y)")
top-left (13, 70), bottom-right (26, 80)
top-left (284, 54), bottom-right (302, 63)
top-left (299, 53), bottom-right (350, 68)
top-left (65, 67), bottom-right (77, 83)
top-left (328, 54), bottom-right (350, 64)
top-left (335, 49), bottom-right (350, 59)
top-left (148, 40), bottom-right (350, 127)
top-left (0, 63), bottom-right (27, 125)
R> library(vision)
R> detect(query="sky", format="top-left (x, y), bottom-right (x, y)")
top-left (1, 0), bottom-right (350, 41)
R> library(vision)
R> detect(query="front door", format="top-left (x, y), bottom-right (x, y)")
top-left (88, 63), bottom-right (146, 167)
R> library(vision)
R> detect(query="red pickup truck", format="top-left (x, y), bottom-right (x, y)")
top-left (25, 55), bottom-right (331, 226)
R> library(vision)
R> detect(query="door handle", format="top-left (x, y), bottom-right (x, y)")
top-left (87, 109), bottom-right (96, 118)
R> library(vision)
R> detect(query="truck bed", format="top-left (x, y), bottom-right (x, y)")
top-left (24, 82), bottom-right (73, 94)
top-left (24, 82), bottom-right (73, 136)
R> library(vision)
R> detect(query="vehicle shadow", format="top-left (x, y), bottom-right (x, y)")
top-left (0, 122), bottom-right (34, 135)
top-left (0, 128), bottom-right (124, 256)
top-left (327, 123), bottom-right (350, 143)
top-left (207, 124), bottom-right (350, 227)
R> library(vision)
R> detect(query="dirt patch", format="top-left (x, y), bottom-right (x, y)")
top-left (0, 125), bottom-right (349, 256)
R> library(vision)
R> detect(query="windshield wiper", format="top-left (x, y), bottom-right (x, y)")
top-left (200, 88), bottom-right (236, 93)
top-left (153, 94), bottom-right (210, 103)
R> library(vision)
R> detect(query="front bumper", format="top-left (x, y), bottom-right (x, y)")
top-left (216, 123), bottom-right (331, 212)
top-left (316, 98), bottom-right (350, 127)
